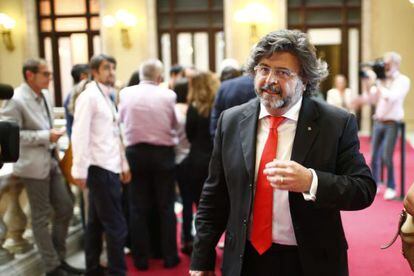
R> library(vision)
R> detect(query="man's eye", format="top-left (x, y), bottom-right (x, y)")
top-left (276, 70), bottom-right (290, 77)
top-left (261, 67), bottom-right (271, 74)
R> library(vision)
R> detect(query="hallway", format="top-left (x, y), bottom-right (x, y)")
top-left (64, 136), bottom-right (414, 275)
top-left (65, 195), bottom-right (412, 275)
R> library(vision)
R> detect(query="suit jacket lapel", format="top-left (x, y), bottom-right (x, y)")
top-left (291, 97), bottom-right (320, 165)
top-left (40, 90), bottom-right (53, 128)
top-left (21, 85), bottom-right (51, 129)
top-left (239, 98), bottom-right (260, 184)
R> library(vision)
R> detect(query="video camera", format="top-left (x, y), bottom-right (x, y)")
top-left (0, 83), bottom-right (20, 167)
top-left (359, 58), bottom-right (386, 80)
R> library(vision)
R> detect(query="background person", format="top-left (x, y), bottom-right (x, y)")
top-left (127, 69), bottom-right (140, 87)
top-left (0, 58), bottom-right (81, 276)
top-left (209, 74), bottom-right (256, 138)
top-left (358, 51), bottom-right (410, 200)
top-left (119, 59), bottom-right (180, 270)
top-left (71, 54), bottom-right (131, 276)
top-left (326, 74), bottom-right (354, 112)
top-left (167, 64), bottom-right (184, 89)
top-left (63, 64), bottom-right (89, 139)
top-left (173, 78), bottom-right (193, 255)
top-left (185, 71), bottom-right (219, 205)
top-left (220, 66), bottom-right (242, 82)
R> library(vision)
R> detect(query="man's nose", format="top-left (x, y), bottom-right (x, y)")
top-left (265, 72), bottom-right (279, 84)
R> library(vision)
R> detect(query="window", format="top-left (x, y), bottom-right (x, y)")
top-left (157, 0), bottom-right (224, 78)
top-left (37, 0), bottom-right (101, 106)
top-left (287, 0), bottom-right (361, 98)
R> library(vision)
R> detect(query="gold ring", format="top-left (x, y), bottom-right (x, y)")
top-left (280, 176), bottom-right (284, 184)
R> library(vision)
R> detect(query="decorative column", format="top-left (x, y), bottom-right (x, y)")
top-left (3, 176), bottom-right (33, 254)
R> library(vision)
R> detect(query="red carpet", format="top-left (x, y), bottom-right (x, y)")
top-left (343, 196), bottom-right (412, 275)
top-left (125, 216), bottom-right (222, 275)
top-left (343, 136), bottom-right (414, 276)
top-left (126, 136), bottom-right (414, 275)
top-left (359, 135), bottom-right (414, 197)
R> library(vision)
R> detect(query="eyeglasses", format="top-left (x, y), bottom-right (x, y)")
top-left (254, 65), bottom-right (298, 80)
top-left (36, 71), bottom-right (53, 78)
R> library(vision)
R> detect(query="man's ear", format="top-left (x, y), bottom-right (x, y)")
top-left (91, 69), bottom-right (99, 80)
top-left (80, 72), bottom-right (89, 81)
top-left (301, 79), bottom-right (307, 92)
top-left (25, 70), bottom-right (34, 82)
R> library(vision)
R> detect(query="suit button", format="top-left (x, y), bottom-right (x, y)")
top-left (249, 183), bottom-right (253, 188)
top-left (243, 219), bottom-right (247, 224)
top-left (240, 254), bottom-right (243, 259)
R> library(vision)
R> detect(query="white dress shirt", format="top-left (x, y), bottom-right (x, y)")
top-left (326, 88), bottom-right (353, 111)
top-left (71, 81), bottom-right (129, 179)
top-left (252, 97), bottom-right (317, 246)
top-left (367, 71), bottom-right (410, 121)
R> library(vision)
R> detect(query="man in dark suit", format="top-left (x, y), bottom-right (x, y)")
top-left (209, 74), bottom-right (256, 137)
top-left (190, 29), bottom-right (376, 276)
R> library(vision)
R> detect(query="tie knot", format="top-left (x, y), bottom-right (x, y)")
top-left (269, 116), bottom-right (284, 129)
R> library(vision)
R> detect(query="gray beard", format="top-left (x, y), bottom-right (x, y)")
top-left (257, 88), bottom-right (302, 112)
top-left (256, 80), bottom-right (304, 112)
top-left (260, 93), bottom-right (286, 110)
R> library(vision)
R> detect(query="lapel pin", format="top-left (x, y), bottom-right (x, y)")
top-left (308, 127), bottom-right (312, 131)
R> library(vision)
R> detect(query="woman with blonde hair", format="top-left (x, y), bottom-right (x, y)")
top-left (185, 71), bottom-right (220, 205)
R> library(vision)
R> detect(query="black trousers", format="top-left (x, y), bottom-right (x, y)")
top-left (241, 241), bottom-right (303, 276)
top-left (176, 157), bottom-right (193, 244)
top-left (126, 143), bottom-right (178, 263)
top-left (85, 165), bottom-right (127, 276)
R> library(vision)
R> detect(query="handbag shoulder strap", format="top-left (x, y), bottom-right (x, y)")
top-left (381, 209), bottom-right (407, 249)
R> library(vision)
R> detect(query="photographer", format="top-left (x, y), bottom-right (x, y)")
top-left (0, 58), bottom-right (83, 276)
top-left (359, 52), bottom-right (410, 200)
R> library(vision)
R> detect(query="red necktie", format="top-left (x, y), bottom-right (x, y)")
top-left (251, 116), bottom-right (284, 255)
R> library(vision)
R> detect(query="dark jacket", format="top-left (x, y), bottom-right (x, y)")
top-left (191, 97), bottom-right (376, 276)
top-left (210, 75), bottom-right (256, 137)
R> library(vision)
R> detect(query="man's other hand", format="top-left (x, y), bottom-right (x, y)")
top-left (50, 128), bottom-right (65, 143)
top-left (73, 178), bottom-right (87, 189)
top-left (120, 170), bottom-right (131, 184)
top-left (264, 160), bottom-right (312, 193)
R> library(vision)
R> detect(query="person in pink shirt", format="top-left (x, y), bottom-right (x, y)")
top-left (359, 52), bottom-right (410, 200)
top-left (119, 59), bottom-right (180, 270)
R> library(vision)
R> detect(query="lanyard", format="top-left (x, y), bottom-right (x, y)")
top-left (40, 92), bottom-right (53, 128)
top-left (95, 81), bottom-right (117, 123)
top-left (94, 82), bottom-right (126, 168)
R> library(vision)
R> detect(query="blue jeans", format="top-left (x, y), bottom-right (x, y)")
top-left (371, 121), bottom-right (399, 189)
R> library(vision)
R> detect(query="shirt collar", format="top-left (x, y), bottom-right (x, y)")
top-left (96, 81), bottom-right (112, 96)
top-left (140, 80), bottom-right (159, 86)
top-left (391, 70), bottom-right (400, 79)
top-left (259, 96), bottom-right (303, 122)
top-left (23, 82), bottom-right (43, 101)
